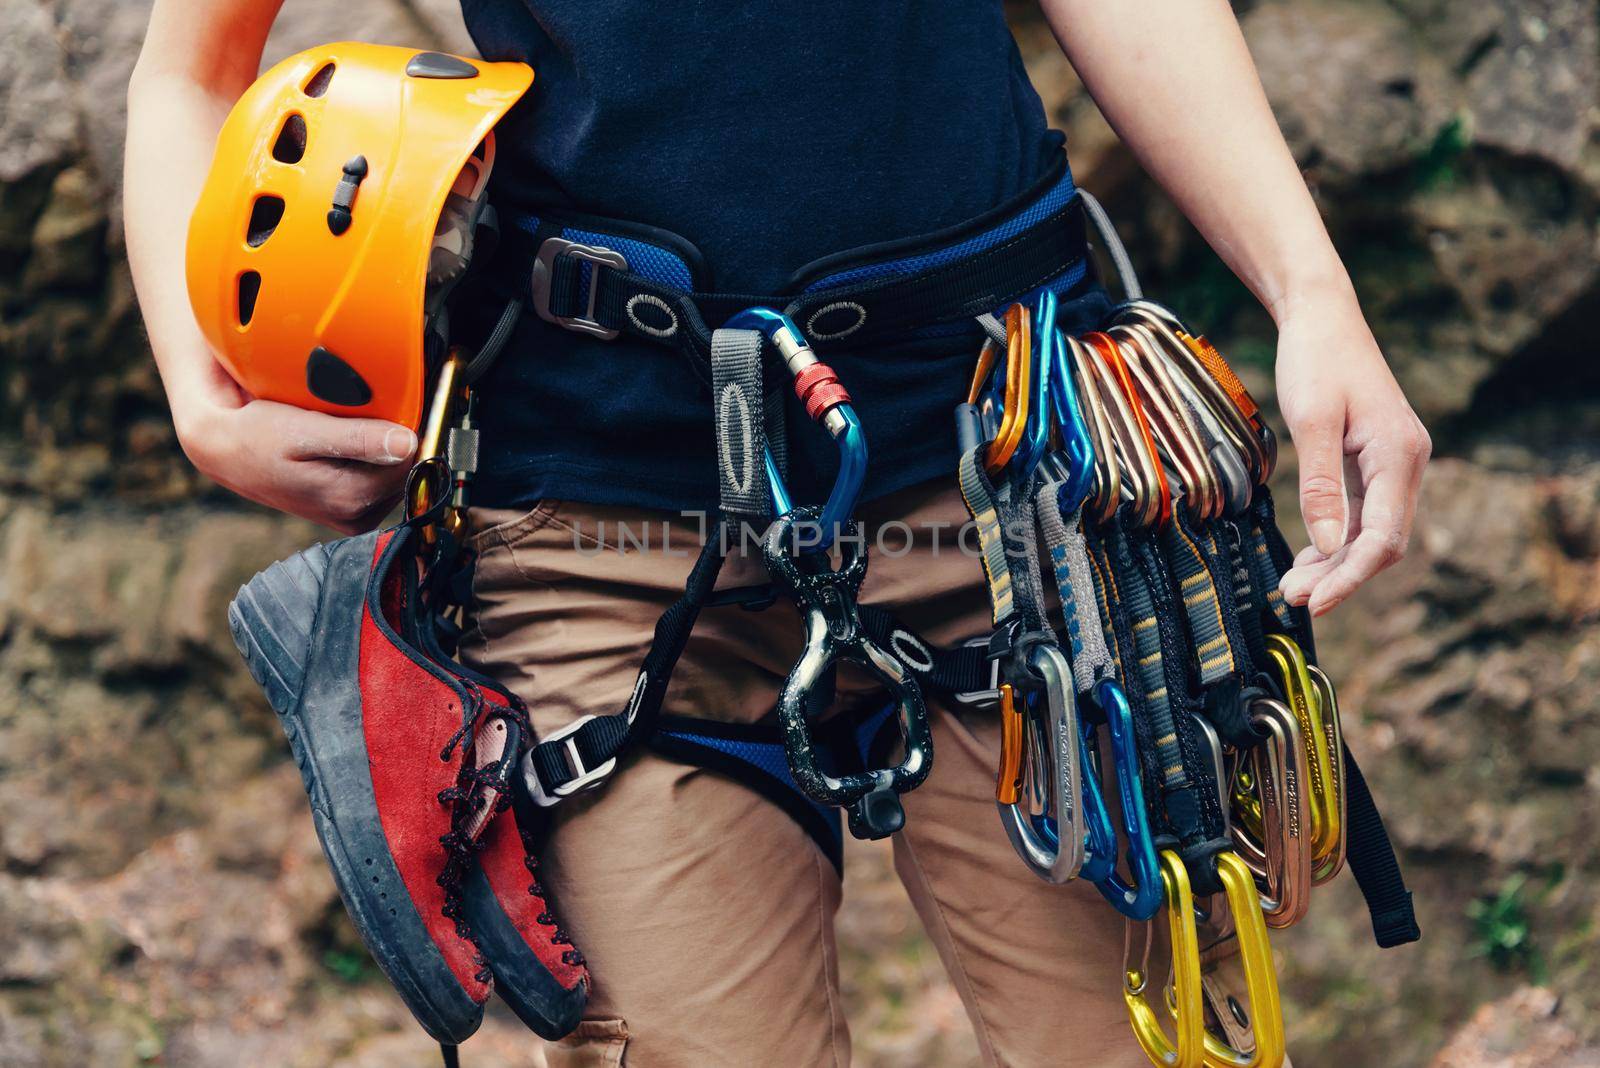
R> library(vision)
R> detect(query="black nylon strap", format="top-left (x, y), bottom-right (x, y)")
top-left (1230, 490), bottom-right (1420, 947)
top-left (856, 605), bottom-right (993, 696)
top-left (1220, 516), bottom-right (1273, 672)
top-left (525, 524), bottom-right (732, 795)
top-left (1246, 487), bottom-right (1319, 660)
top-left (1342, 746), bottom-right (1422, 946)
top-left (1086, 526), bottom-right (1172, 840)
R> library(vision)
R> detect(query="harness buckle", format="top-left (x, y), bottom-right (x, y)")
top-left (950, 634), bottom-right (1003, 709)
top-left (520, 713), bottom-right (618, 807)
top-left (531, 238), bottom-right (629, 340)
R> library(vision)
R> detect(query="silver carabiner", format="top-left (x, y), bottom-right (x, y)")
top-left (996, 641), bottom-right (1085, 884)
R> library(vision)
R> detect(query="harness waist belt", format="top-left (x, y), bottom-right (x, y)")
top-left (496, 155), bottom-right (1092, 366)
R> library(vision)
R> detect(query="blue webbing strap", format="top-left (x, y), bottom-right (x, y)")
top-left (651, 702), bottom-right (902, 874)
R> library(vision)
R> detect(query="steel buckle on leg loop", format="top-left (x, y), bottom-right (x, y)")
top-left (521, 713), bottom-right (619, 807)
top-left (1124, 849), bottom-right (1206, 1068)
top-left (531, 237), bottom-right (630, 339)
top-left (951, 634), bottom-right (1005, 709)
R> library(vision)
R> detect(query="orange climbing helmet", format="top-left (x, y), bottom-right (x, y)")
top-left (186, 42), bottom-right (533, 430)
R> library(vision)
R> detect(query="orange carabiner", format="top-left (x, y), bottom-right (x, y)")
top-left (996, 682), bottom-right (1025, 805)
top-left (1085, 332), bottom-right (1172, 528)
top-left (984, 305), bottom-right (1033, 475)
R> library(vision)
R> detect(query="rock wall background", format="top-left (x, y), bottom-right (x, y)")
top-left (1, 1), bottom-right (1596, 1065)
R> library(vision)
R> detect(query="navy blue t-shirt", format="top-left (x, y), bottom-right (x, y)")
top-left (460, 0), bottom-right (1091, 513)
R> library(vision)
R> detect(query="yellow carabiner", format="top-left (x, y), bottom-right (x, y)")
top-left (1199, 853), bottom-right (1286, 1068)
top-left (1307, 665), bottom-right (1347, 884)
top-left (408, 349), bottom-right (470, 544)
top-left (996, 683), bottom-right (1025, 805)
top-left (1264, 635), bottom-right (1340, 862)
top-left (1124, 850), bottom-right (1205, 1068)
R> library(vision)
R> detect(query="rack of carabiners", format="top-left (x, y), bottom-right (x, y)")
top-left (954, 282), bottom-right (1358, 1066)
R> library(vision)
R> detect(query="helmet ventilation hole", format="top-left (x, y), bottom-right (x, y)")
top-left (247, 195), bottom-right (285, 247)
top-left (237, 271), bottom-right (261, 326)
top-left (303, 62), bottom-right (336, 98)
top-left (272, 114), bottom-right (307, 164)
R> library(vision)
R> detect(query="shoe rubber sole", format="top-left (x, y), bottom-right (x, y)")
top-left (229, 533), bottom-right (484, 1045)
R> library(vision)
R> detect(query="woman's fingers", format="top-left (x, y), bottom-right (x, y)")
top-left (1297, 449), bottom-right (1416, 616)
top-left (263, 402), bottom-right (417, 465)
top-left (291, 457), bottom-right (408, 533)
top-left (190, 401), bottom-right (415, 531)
top-left (1287, 401), bottom-right (1350, 557)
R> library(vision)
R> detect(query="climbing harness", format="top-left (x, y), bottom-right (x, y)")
top-left (202, 45), bottom-right (1416, 1064)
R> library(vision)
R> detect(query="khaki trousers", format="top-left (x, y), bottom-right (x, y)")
top-left (463, 480), bottom-right (1276, 1067)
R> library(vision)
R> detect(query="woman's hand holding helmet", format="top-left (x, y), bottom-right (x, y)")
top-left (167, 346), bottom-right (416, 534)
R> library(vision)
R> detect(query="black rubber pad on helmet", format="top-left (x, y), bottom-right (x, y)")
top-left (406, 52), bottom-right (479, 80)
top-left (306, 346), bottom-right (374, 407)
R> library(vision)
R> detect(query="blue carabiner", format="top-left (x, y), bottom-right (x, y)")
top-left (725, 308), bottom-right (867, 549)
top-left (1034, 678), bottom-right (1161, 918)
top-left (1048, 324), bottom-right (1097, 510)
top-left (1087, 679), bottom-right (1164, 920)
top-left (1010, 291), bottom-right (1056, 480)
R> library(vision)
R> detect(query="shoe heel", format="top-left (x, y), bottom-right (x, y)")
top-left (228, 542), bottom-right (335, 715)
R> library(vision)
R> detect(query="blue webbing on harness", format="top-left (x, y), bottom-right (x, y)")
top-left (654, 701), bottom-right (900, 871)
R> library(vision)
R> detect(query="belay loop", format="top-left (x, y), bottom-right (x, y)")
top-left (764, 509), bottom-right (932, 838)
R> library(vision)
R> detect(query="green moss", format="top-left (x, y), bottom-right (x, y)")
top-left (1467, 872), bottom-right (1547, 980)
top-left (322, 947), bottom-right (379, 985)
top-left (1412, 114), bottom-right (1472, 192)
top-left (1158, 257), bottom-right (1256, 333)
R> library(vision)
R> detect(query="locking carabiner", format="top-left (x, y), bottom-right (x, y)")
top-left (1124, 849), bottom-right (1206, 1068)
top-left (723, 307), bottom-right (867, 549)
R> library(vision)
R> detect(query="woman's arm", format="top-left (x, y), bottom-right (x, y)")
top-left (1038, 0), bottom-right (1431, 615)
top-left (126, 0), bottom-right (415, 533)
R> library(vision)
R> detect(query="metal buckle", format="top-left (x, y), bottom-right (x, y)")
top-left (950, 634), bottom-right (1003, 709)
top-left (530, 238), bottom-right (629, 340)
top-left (520, 713), bottom-right (618, 807)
